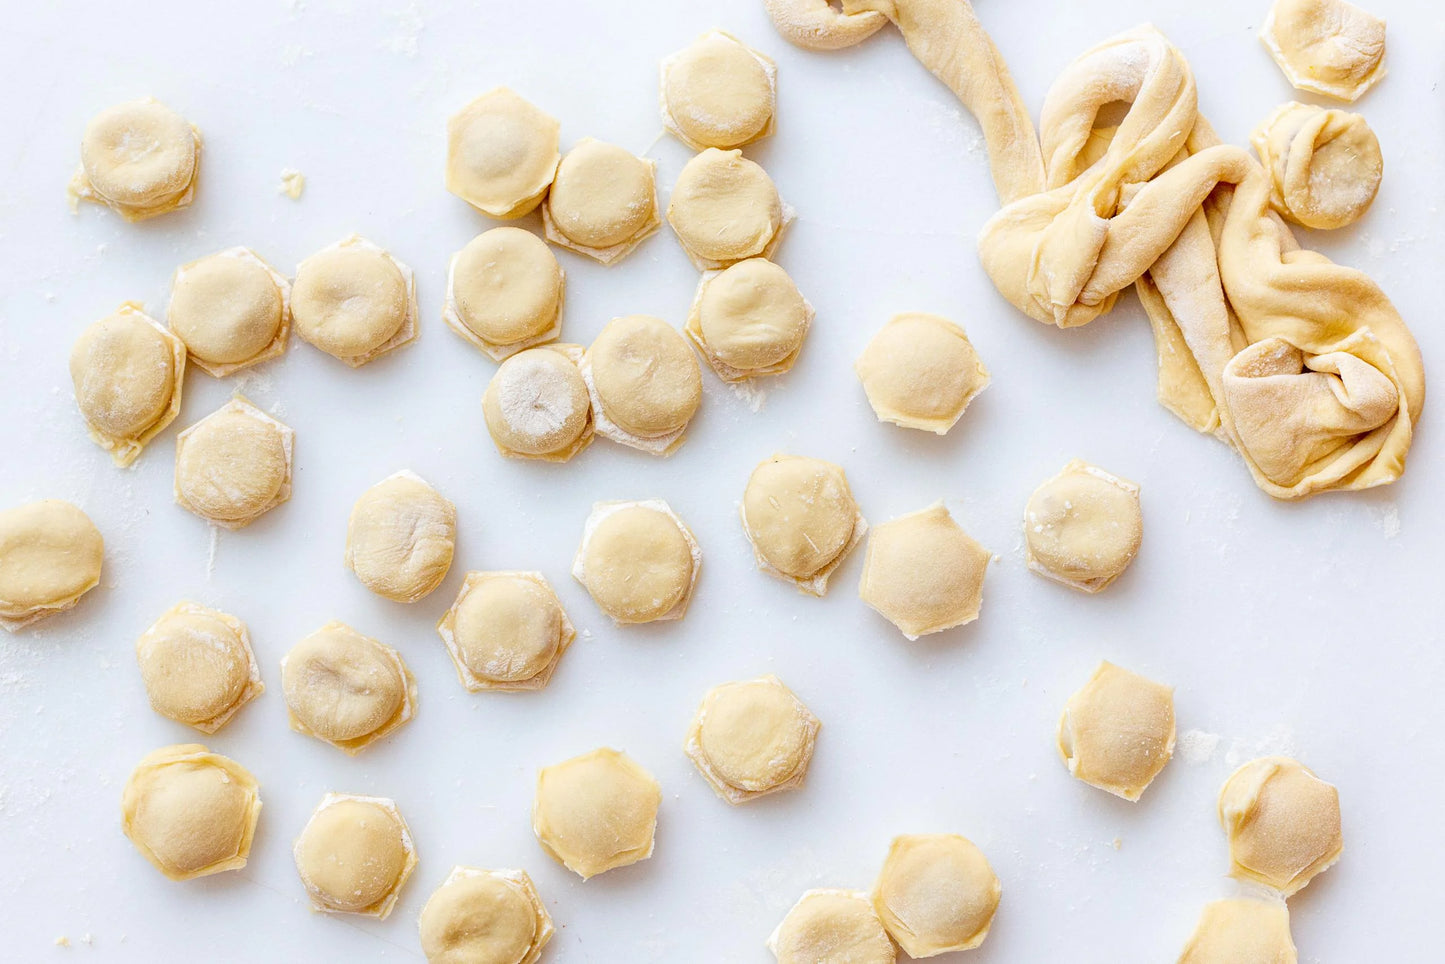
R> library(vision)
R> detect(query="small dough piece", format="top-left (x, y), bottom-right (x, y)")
top-left (1251, 102), bottom-right (1382, 230)
top-left (859, 503), bottom-right (989, 639)
top-left (437, 571), bottom-right (576, 692)
top-left (686, 259), bottom-right (813, 382)
top-left (667, 148), bottom-right (787, 270)
top-left (768, 889), bottom-right (896, 964)
top-left (419, 866), bottom-right (554, 964)
top-left (444, 227), bottom-right (564, 360)
top-left (1261, 0), bottom-right (1386, 102)
top-left (168, 247), bottom-right (291, 376)
top-left (345, 470), bottom-right (457, 603)
top-left (740, 454), bottom-right (866, 596)
top-left (1024, 460), bottom-right (1142, 593)
top-left (483, 345), bottom-right (594, 462)
top-left (1177, 898), bottom-right (1298, 964)
top-left (532, 747), bottom-right (661, 879)
top-left (0, 500), bottom-right (104, 632)
top-left (69, 99), bottom-right (200, 221)
top-left (70, 304), bottom-right (186, 467)
top-left (136, 602), bottom-right (263, 733)
top-left (120, 743), bottom-right (261, 881)
top-left (174, 395), bottom-right (294, 529)
top-left (872, 834), bottom-right (1001, 957)
top-left (1218, 756), bottom-right (1343, 896)
top-left (573, 500), bottom-right (701, 625)
top-left (281, 621), bottom-right (417, 755)
top-left (763, 0), bottom-right (887, 51)
top-left (291, 235), bottom-right (418, 367)
top-left (686, 675), bottom-right (820, 804)
top-left (855, 314), bottom-right (990, 435)
top-left (583, 315), bottom-right (702, 455)
top-left (543, 138), bottom-right (660, 264)
top-left (661, 31), bottom-right (777, 151)
top-left (446, 87), bottom-right (560, 219)
top-left (293, 793), bottom-right (417, 919)
top-left (1057, 661), bottom-right (1176, 802)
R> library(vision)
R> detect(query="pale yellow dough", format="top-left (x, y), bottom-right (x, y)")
top-left (855, 314), bottom-right (989, 435)
top-left (1177, 898), bottom-right (1297, 964)
top-left (859, 503), bottom-right (990, 639)
top-left (483, 345), bottom-right (594, 462)
top-left (136, 602), bottom-right (262, 734)
top-left (281, 621), bottom-right (417, 755)
top-left (543, 138), bottom-right (660, 263)
top-left (686, 259), bottom-right (813, 382)
top-left (583, 315), bottom-right (702, 455)
top-left (120, 743), bottom-right (261, 881)
top-left (446, 87), bottom-right (560, 219)
top-left (573, 500), bottom-right (701, 625)
top-left (740, 454), bottom-right (866, 596)
top-left (1262, 0), bottom-right (1386, 102)
top-left (1251, 102), bottom-right (1381, 230)
top-left (768, 889), bottom-right (896, 964)
top-left (667, 149), bottom-right (787, 270)
top-left (345, 470), bottom-right (457, 603)
top-left (1218, 756), bottom-right (1343, 896)
top-left (763, 0), bottom-right (887, 51)
top-left (174, 395), bottom-right (294, 529)
top-left (444, 227), bottom-right (564, 360)
top-left (532, 747), bottom-right (661, 879)
top-left (168, 247), bottom-right (291, 376)
top-left (1058, 661), bottom-right (1175, 801)
top-left (436, 571), bottom-right (576, 692)
top-left (1024, 460), bottom-right (1143, 593)
top-left (70, 304), bottom-right (186, 467)
top-left (0, 500), bottom-right (104, 632)
top-left (293, 793), bottom-right (417, 919)
top-left (291, 235), bottom-right (418, 367)
top-left (685, 675), bottom-right (820, 804)
top-left (872, 834), bottom-right (1001, 957)
top-left (661, 31), bottom-right (777, 151)
top-left (70, 99), bottom-right (200, 221)
top-left (419, 866), bottom-right (554, 964)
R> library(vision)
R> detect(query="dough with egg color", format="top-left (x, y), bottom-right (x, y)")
top-left (168, 247), bottom-right (291, 376)
top-left (437, 571), bottom-right (576, 692)
top-left (69, 99), bottom-right (200, 221)
top-left (855, 314), bottom-right (989, 435)
top-left (1261, 0), bottom-right (1386, 102)
top-left (543, 138), bottom-right (660, 264)
top-left (532, 747), bottom-right (661, 879)
top-left (136, 601), bottom-right (263, 733)
top-left (174, 395), bottom-right (294, 529)
top-left (583, 315), bottom-right (702, 455)
top-left (661, 31), bottom-right (776, 151)
top-left (345, 470), bottom-right (456, 603)
top-left (444, 227), bottom-right (564, 361)
top-left (740, 454), bottom-right (866, 596)
top-left (0, 500), bottom-right (104, 632)
top-left (1219, 756), bottom-right (1343, 896)
top-left (1024, 460), bottom-right (1142, 593)
top-left (293, 793), bottom-right (417, 918)
top-left (483, 345), bottom-right (594, 462)
top-left (686, 675), bottom-right (820, 804)
top-left (419, 866), bottom-right (554, 964)
top-left (859, 503), bottom-right (989, 639)
top-left (446, 87), bottom-right (560, 219)
top-left (1058, 661), bottom-right (1175, 801)
top-left (1177, 898), bottom-right (1297, 964)
top-left (291, 235), bottom-right (418, 367)
top-left (768, 889), bottom-right (896, 964)
top-left (872, 833), bottom-right (1001, 957)
top-left (686, 259), bottom-right (813, 382)
top-left (70, 303), bottom-right (186, 467)
top-left (667, 148), bottom-right (787, 270)
top-left (281, 621), bottom-right (416, 755)
top-left (573, 500), bottom-right (700, 624)
top-left (1251, 102), bottom-right (1382, 230)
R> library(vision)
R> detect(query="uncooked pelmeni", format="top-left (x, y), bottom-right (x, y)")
top-left (120, 743), bottom-right (261, 881)
top-left (136, 602), bottom-right (262, 734)
top-left (583, 315), bottom-right (702, 455)
top-left (345, 471), bottom-right (457, 603)
top-left (532, 747), bottom-right (661, 879)
top-left (173, 395), bottom-right (294, 529)
top-left (573, 500), bottom-right (700, 625)
top-left (667, 148), bottom-right (787, 270)
top-left (446, 87), bottom-right (560, 219)
top-left (1024, 460), bottom-right (1143, 593)
top-left (1262, 0), bottom-right (1386, 102)
top-left (482, 345), bottom-right (594, 462)
top-left (436, 571), bottom-right (576, 692)
top-left (1177, 898), bottom-right (1298, 964)
top-left (293, 793), bottom-right (417, 919)
top-left (1251, 102), bottom-right (1382, 230)
top-left (855, 314), bottom-right (989, 435)
top-left (1058, 661), bottom-right (1175, 802)
top-left (740, 454), bottom-right (866, 596)
top-left (281, 621), bottom-right (416, 756)
top-left (661, 31), bottom-right (776, 151)
top-left (418, 866), bottom-right (554, 964)
top-left (1218, 756), bottom-right (1343, 896)
top-left (291, 235), bottom-right (418, 367)
top-left (685, 675), bottom-right (820, 804)
top-left (686, 259), bottom-right (813, 382)
top-left (0, 500), bottom-right (104, 632)
top-left (543, 138), bottom-right (660, 264)
top-left (763, 0), bottom-right (887, 51)
top-left (70, 304), bottom-right (186, 467)
top-left (769, 889), bottom-right (896, 964)
top-left (859, 503), bottom-right (990, 639)
top-left (168, 247), bottom-right (291, 376)
top-left (444, 227), bottom-right (564, 360)
top-left (69, 99), bottom-right (200, 221)
top-left (872, 834), bottom-right (1001, 957)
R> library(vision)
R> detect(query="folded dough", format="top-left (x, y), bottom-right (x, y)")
top-left (446, 87), bottom-right (560, 219)
top-left (661, 31), bottom-right (776, 151)
top-left (281, 621), bottom-right (416, 755)
top-left (1261, 0), bottom-right (1386, 102)
top-left (345, 470), bottom-right (456, 603)
top-left (1058, 661), bottom-right (1175, 801)
top-left (168, 247), bottom-right (291, 376)
top-left (0, 500), bottom-right (104, 632)
top-left (685, 675), bottom-right (820, 804)
top-left (483, 345), bottom-right (594, 461)
top-left (292, 235), bottom-right (418, 367)
top-left (293, 793), bottom-right (417, 918)
top-left (136, 602), bottom-right (262, 734)
top-left (855, 313), bottom-right (989, 435)
top-left (1251, 102), bottom-right (1381, 230)
top-left (667, 149), bottom-right (788, 270)
top-left (1218, 756), bottom-right (1343, 896)
top-left (573, 500), bottom-right (701, 624)
top-left (173, 395), bottom-right (294, 529)
top-left (768, 889), bottom-right (896, 964)
top-left (543, 138), bottom-right (659, 264)
top-left (686, 259), bottom-right (813, 382)
top-left (1177, 897), bottom-right (1297, 964)
top-left (1024, 460), bottom-right (1142, 593)
top-left (582, 315), bottom-right (702, 456)
top-left (444, 227), bottom-right (564, 360)
top-left (69, 99), bottom-right (200, 221)
top-left (70, 304), bottom-right (186, 467)
top-left (741, 454), bottom-right (866, 596)
top-left (532, 747), bottom-right (660, 879)
top-left (436, 571), bottom-right (576, 692)
top-left (872, 834), bottom-right (1001, 957)
top-left (859, 503), bottom-right (989, 639)
top-left (418, 866), bottom-right (554, 964)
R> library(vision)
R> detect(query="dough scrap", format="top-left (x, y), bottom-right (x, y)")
top-left (168, 247), bottom-right (291, 376)
top-left (1218, 756), bottom-right (1343, 896)
top-left (0, 500), bottom-right (104, 632)
top-left (573, 500), bottom-right (701, 625)
top-left (1177, 898), bottom-right (1297, 964)
top-left (70, 303), bottom-right (186, 467)
top-left (1058, 661), bottom-right (1175, 801)
top-left (768, 889), bottom-right (896, 964)
top-left (859, 503), bottom-right (989, 639)
top-left (483, 345), bottom-right (594, 462)
top-left (661, 31), bottom-right (776, 151)
top-left (667, 148), bottom-right (788, 270)
top-left (1251, 102), bottom-right (1381, 230)
top-left (855, 313), bottom-right (989, 435)
top-left (740, 454), bottom-right (866, 596)
top-left (291, 235), bottom-right (418, 367)
top-left (1261, 0), bottom-right (1386, 102)
top-left (444, 227), bottom-right (564, 361)
top-left (136, 601), bottom-right (263, 734)
top-left (542, 138), bottom-right (660, 263)
top-left (763, 0), bottom-right (887, 51)
top-left (437, 571), bottom-right (576, 692)
top-left (69, 99), bottom-right (200, 221)
top-left (418, 866), bottom-right (554, 964)
top-left (174, 395), bottom-right (294, 529)
top-left (685, 675), bottom-right (820, 804)
top-left (1024, 460), bottom-right (1143, 593)
top-left (293, 793), bottom-right (417, 918)
top-left (686, 259), bottom-right (813, 382)
top-left (872, 833), bottom-right (1001, 957)
top-left (532, 747), bottom-right (661, 879)
top-left (582, 315), bottom-right (702, 455)
top-left (345, 470), bottom-right (457, 603)
top-left (446, 87), bottom-right (560, 219)
top-left (281, 621), bottom-right (417, 755)
top-left (120, 743), bottom-right (261, 881)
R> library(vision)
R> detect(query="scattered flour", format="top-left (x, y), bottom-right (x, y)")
top-left (1178, 728), bottom-right (1222, 765)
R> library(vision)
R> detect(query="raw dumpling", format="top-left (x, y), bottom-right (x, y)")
top-left (291, 235), bottom-right (418, 367)
top-left (685, 675), bottom-right (820, 804)
top-left (482, 345), bottom-right (594, 462)
top-left (446, 87), bottom-right (560, 219)
top-left (418, 866), bottom-right (554, 964)
top-left (583, 316), bottom-right (702, 455)
top-left (855, 314), bottom-right (989, 435)
top-left (70, 99), bottom-right (200, 221)
top-left (1058, 661), bottom-right (1176, 801)
top-left (872, 834), bottom-right (1001, 957)
top-left (686, 259), bottom-right (813, 382)
top-left (436, 571), bottom-right (576, 692)
top-left (543, 138), bottom-right (660, 264)
top-left (1261, 0), bottom-right (1386, 102)
top-left (173, 395), bottom-right (294, 529)
top-left (293, 793), bottom-right (417, 918)
top-left (167, 247), bottom-right (291, 376)
top-left (740, 454), bottom-right (865, 595)
top-left (136, 601), bottom-right (262, 733)
top-left (1251, 102), bottom-right (1382, 230)
top-left (70, 304), bottom-right (186, 467)
top-left (769, 889), bottom-right (896, 964)
top-left (573, 500), bottom-right (701, 624)
top-left (859, 503), bottom-right (990, 639)
top-left (1024, 460), bottom-right (1142, 593)
top-left (1219, 756), bottom-right (1343, 896)
top-left (444, 227), bottom-right (564, 360)
top-left (661, 31), bottom-right (776, 150)
top-left (667, 149), bottom-right (787, 270)
top-left (532, 747), bottom-right (661, 879)
top-left (0, 500), bottom-right (104, 632)
top-left (281, 621), bottom-right (417, 755)
top-left (345, 471), bottom-right (457, 603)
top-left (1177, 898), bottom-right (1297, 964)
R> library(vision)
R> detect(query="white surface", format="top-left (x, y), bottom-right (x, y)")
top-left (0, 0), bottom-right (1440, 960)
